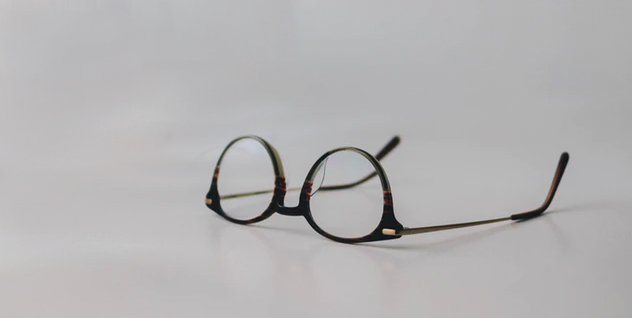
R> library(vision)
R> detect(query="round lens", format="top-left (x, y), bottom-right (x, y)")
top-left (217, 138), bottom-right (276, 221)
top-left (308, 150), bottom-right (384, 239)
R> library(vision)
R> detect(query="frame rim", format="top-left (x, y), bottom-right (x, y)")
top-left (300, 147), bottom-right (404, 243)
top-left (206, 135), bottom-right (285, 225)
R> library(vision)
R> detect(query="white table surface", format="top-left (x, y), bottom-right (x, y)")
top-left (1, 1), bottom-right (631, 317)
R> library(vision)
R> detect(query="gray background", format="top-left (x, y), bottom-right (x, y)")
top-left (1, 1), bottom-right (631, 317)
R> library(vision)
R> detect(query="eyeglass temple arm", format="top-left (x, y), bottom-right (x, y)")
top-left (219, 135), bottom-right (401, 200)
top-left (383, 152), bottom-right (570, 236)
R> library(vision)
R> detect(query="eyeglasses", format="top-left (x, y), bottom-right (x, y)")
top-left (204, 135), bottom-right (569, 244)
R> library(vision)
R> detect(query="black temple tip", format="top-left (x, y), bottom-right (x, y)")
top-left (375, 135), bottom-right (401, 161)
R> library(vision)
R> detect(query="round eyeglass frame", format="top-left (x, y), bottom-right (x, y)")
top-left (205, 135), bottom-right (405, 243)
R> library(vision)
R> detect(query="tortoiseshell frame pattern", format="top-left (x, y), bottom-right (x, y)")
top-left (205, 135), bottom-right (404, 243)
top-left (205, 135), bottom-right (570, 244)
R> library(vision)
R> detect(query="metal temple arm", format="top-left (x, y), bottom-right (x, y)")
top-left (383, 152), bottom-right (570, 236)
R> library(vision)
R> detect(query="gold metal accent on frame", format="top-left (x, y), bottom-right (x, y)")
top-left (205, 198), bottom-right (213, 205)
top-left (382, 229), bottom-right (398, 236)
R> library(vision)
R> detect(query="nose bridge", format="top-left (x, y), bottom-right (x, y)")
top-left (272, 173), bottom-right (308, 216)
top-left (275, 205), bottom-right (304, 216)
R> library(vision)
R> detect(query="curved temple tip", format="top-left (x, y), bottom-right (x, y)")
top-left (375, 135), bottom-right (401, 161)
top-left (510, 151), bottom-right (570, 221)
top-left (391, 135), bottom-right (401, 146)
top-left (561, 152), bottom-right (570, 163)
top-left (558, 152), bottom-right (570, 176)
